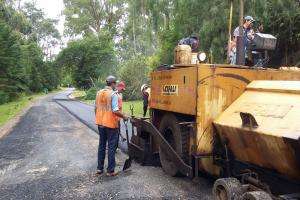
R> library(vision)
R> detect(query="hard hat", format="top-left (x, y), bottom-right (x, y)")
top-left (116, 81), bottom-right (126, 91)
top-left (106, 75), bottom-right (117, 84)
top-left (190, 35), bottom-right (199, 40)
top-left (141, 84), bottom-right (148, 92)
top-left (244, 16), bottom-right (255, 23)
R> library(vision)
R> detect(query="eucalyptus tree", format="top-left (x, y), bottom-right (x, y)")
top-left (0, 0), bottom-right (61, 104)
top-left (22, 2), bottom-right (61, 59)
top-left (55, 32), bottom-right (116, 89)
top-left (63, 0), bottom-right (125, 37)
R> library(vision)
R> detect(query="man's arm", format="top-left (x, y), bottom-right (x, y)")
top-left (111, 93), bottom-right (128, 120)
top-left (95, 92), bottom-right (98, 115)
top-left (233, 27), bottom-right (239, 43)
top-left (113, 110), bottom-right (128, 120)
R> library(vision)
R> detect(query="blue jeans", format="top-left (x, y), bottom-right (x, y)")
top-left (97, 126), bottom-right (119, 173)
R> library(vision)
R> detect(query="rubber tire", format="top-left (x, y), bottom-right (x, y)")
top-left (213, 178), bottom-right (242, 200)
top-left (241, 191), bottom-right (272, 200)
top-left (158, 113), bottom-right (189, 176)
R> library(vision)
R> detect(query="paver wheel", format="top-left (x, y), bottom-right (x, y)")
top-left (213, 178), bottom-right (242, 200)
top-left (241, 191), bottom-right (272, 200)
top-left (158, 114), bottom-right (189, 176)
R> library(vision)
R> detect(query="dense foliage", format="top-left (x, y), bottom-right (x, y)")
top-left (122, 0), bottom-right (300, 66)
top-left (0, 1), bottom-right (60, 104)
top-left (1, 0), bottom-right (299, 103)
top-left (118, 56), bottom-right (151, 100)
top-left (55, 32), bottom-right (116, 89)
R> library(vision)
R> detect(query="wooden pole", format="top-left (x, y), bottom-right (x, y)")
top-left (227, 0), bottom-right (233, 63)
top-left (236, 0), bottom-right (245, 65)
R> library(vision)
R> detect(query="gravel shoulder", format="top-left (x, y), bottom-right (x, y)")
top-left (0, 90), bottom-right (213, 199)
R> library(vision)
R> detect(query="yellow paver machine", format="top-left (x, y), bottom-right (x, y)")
top-left (129, 64), bottom-right (300, 200)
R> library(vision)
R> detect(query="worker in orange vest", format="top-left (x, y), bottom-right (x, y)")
top-left (95, 75), bottom-right (128, 176)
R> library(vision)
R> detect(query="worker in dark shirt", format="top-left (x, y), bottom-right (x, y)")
top-left (141, 84), bottom-right (150, 117)
top-left (232, 16), bottom-right (255, 65)
top-left (178, 36), bottom-right (199, 52)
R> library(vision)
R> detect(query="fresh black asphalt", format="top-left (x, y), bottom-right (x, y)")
top-left (0, 90), bottom-right (213, 199)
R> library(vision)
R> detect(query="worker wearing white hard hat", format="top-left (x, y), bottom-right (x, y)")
top-left (141, 84), bottom-right (151, 117)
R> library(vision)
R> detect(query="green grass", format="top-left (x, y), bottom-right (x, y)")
top-left (0, 93), bottom-right (43, 126)
top-left (72, 89), bottom-right (148, 117)
top-left (123, 100), bottom-right (148, 117)
top-left (71, 90), bottom-right (86, 99)
top-left (0, 88), bottom-right (62, 126)
top-left (82, 99), bottom-right (95, 104)
top-left (83, 99), bottom-right (147, 117)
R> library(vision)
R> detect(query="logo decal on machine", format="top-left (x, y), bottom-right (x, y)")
top-left (162, 85), bottom-right (178, 95)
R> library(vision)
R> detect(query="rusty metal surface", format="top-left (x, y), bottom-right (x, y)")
top-left (148, 63), bottom-right (300, 178)
top-left (195, 65), bottom-right (300, 176)
top-left (213, 80), bottom-right (300, 180)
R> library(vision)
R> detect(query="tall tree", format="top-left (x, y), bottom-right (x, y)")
top-left (56, 32), bottom-right (116, 89)
top-left (0, 0), bottom-right (61, 104)
top-left (63, 0), bottom-right (125, 37)
top-left (0, 21), bottom-right (23, 102)
top-left (22, 2), bottom-right (61, 59)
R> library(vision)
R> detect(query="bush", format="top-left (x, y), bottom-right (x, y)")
top-left (0, 91), bottom-right (10, 104)
top-left (85, 87), bottom-right (98, 100)
top-left (118, 55), bottom-right (150, 100)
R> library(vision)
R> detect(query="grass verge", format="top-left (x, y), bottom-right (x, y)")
top-left (123, 100), bottom-right (147, 117)
top-left (0, 89), bottom-right (61, 126)
top-left (71, 89), bottom-right (148, 117)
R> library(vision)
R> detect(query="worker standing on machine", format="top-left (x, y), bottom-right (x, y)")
top-left (178, 35), bottom-right (199, 52)
top-left (231, 16), bottom-right (255, 65)
top-left (141, 84), bottom-right (151, 117)
top-left (95, 76), bottom-right (128, 176)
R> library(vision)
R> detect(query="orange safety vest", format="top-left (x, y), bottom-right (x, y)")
top-left (95, 88), bottom-right (119, 128)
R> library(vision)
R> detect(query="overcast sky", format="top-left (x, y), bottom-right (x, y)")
top-left (32, 0), bottom-right (65, 35)
top-left (22, 0), bottom-right (66, 54)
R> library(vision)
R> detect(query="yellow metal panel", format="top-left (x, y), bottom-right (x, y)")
top-left (214, 81), bottom-right (300, 180)
top-left (150, 67), bottom-right (197, 115)
top-left (247, 80), bottom-right (300, 94)
top-left (195, 64), bottom-right (300, 176)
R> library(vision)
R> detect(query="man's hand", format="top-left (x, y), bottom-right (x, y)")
top-left (113, 110), bottom-right (129, 120)
top-left (123, 115), bottom-right (129, 121)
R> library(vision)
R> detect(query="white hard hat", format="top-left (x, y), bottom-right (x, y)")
top-left (106, 75), bottom-right (117, 84)
top-left (141, 84), bottom-right (148, 92)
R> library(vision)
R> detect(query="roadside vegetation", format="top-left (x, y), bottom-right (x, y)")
top-left (0, 92), bottom-right (47, 126)
top-left (0, 2), bottom-right (61, 105)
top-left (0, 88), bottom-right (63, 126)
top-left (122, 100), bottom-right (146, 117)
top-left (71, 89), bottom-right (146, 117)
top-left (1, 1), bottom-right (299, 111)
top-left (57, 0), bottom-right (300, 102)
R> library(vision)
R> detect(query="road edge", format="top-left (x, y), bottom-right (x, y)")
top-left (54, 99), bottom-right (98, 134)
top-left (0, 93), bottom-right (54, 140)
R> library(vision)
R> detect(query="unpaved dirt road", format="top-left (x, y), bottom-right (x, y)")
top-left (0, 91), bottom-right (213, 199)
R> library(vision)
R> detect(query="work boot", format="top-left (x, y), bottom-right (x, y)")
top-left (106, 171), bottom-right (118, 177)
top-left (95, 170), bottom-right (103, 176)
